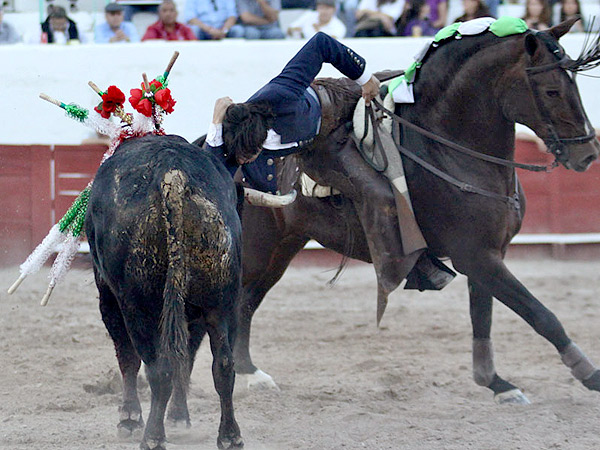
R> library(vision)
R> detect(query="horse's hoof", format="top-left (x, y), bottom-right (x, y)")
top-left (243, 369), bottom-right (280, 391)
top-left (117, 419), bottom-right (144, 439)
top-left (140, 438), bottom-right (167, 450)
top-left (494, 388), bottom-right (531, 405)
top-left (582, 370), bottom-right (600, 391)
top-left (217, 435), bottom-right (244, 449)
top-left (166, 417), bottom-right (191, 429)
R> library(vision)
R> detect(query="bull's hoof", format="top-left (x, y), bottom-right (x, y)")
top-left (140, 438), bottom-right (167, 450)
top-left (582, 370), bottom-right (600, 391)
top-left (242, 369), bottom-right (280, 391)
top-left (217, 435), bottom-right (244, 449)
top-left (494, 388), bottom-right (531, 405)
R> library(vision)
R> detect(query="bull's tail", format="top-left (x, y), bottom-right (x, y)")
top-left (160, 169), bottom-right (190, 392)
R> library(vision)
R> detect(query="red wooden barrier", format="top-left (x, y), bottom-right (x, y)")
top-left (0, 140), bottom-right (599, 266)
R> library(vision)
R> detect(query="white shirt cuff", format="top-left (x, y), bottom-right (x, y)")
top-left (206, 122), bottom-right (223, 147)
top-left (355, 65), bottom-right (372, 86)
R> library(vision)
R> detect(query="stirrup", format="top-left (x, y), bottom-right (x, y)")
top-left (404, 253), bottom-right (456, 291)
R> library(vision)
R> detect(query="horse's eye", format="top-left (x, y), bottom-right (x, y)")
top-left (546, 90), bottom-right (560, 98)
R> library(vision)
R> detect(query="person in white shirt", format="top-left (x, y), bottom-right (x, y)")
top-left (354, 0), bottom-right (405, 36)
top-left (287, 0), bottom-right (347, 39)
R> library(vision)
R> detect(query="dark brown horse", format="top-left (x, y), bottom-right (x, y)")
top-left (233, 18), bottom-right (600, 404)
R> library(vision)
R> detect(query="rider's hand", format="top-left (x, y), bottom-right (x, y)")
top-left (212, 97), bottom-right (233, 124)
top-left (361, 75), bottom-right (381, 106)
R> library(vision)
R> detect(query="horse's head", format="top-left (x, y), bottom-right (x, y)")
top-left (509, 17), bottom-right (599, 171)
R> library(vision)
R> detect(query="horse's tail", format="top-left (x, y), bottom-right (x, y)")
top-left (328, 196), bottom-right (355, 286)
top-left (159, 168), bottom-right (190, 392)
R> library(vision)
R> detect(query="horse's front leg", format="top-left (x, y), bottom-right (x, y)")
top-left (459, 255), bottom-right (600, 394)
top-left (469, 279), bottom-right (530, 404)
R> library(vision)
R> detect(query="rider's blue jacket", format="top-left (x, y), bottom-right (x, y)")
top-left (207, 32), bottom-right (370, 193)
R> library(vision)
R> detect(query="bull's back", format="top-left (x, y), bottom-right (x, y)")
top-left (86, 134), bottom-right (241, 302)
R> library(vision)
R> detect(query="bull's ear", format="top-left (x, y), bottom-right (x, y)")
top-left (549, 16), bottom-right (580, 40)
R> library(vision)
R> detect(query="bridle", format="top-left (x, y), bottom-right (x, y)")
top-left (524, 32), bottom-right (597, 164)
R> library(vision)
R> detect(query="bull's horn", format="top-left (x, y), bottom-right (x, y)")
top-left (244, 188), bottom-right (297, 208)
top-left (7, 274), bottom-right (27, 295)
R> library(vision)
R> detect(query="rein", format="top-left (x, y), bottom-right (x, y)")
top-left (367, 100), bottom-right (522, 208)
top-left (371, 98), bottom-right (556, 173)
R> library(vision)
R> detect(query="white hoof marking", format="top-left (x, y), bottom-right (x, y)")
top-left (242, 370), bottom-right (280, 391)
top-left (494, 388), bottom-right (531, 405)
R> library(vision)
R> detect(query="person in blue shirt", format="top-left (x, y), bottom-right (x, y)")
top-left (95, 2), bottom-right (140, 43)
top-left (183, 0), bottom-right (244, 39)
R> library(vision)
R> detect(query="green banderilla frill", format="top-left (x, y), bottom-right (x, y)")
top-left (58, 186), bottom-right (91, 237)
top-left (62, 103), bottom-right (89, 122)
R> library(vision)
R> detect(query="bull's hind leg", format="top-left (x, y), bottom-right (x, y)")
top-left (167, 317), bottom-right (206, 428)
top-left (97, 277), bottom-right (144, 438)
top-left (469, 280), bottom-right (530, 404)
top-left (459, 254), bottom-right (600, 398)
top-left (207, 320), bottom-right (243, 449)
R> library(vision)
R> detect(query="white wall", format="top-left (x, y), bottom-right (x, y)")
top-left (0, 35), bottom-right (598, 145)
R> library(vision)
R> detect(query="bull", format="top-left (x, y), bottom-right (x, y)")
top-left (86, 134), bottom-right (252, 449)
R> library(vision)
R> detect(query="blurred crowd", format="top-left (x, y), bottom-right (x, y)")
top-left (0, 0), bottom-right (593, 45)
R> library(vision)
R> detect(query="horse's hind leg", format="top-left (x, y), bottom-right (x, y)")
top-left (460, 254), bottom-right (600, 396)
top-left (97, 275), bottom-right (144, 438)
top-left (469, 279), bottom-right (530, 404)
top-left (235, 206), bottom-right (309, 389)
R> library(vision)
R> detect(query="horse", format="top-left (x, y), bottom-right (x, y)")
top-left (232, 17), bottom-right (600, 404)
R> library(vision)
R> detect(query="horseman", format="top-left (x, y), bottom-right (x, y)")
top-left (206, 31), bottom-right (454, 290)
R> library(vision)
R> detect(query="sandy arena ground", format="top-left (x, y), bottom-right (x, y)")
top-left (1, 256), bottom-right (599, 450)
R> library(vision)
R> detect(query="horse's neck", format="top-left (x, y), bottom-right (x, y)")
top-left (410, 38), bottom-right (521, 160)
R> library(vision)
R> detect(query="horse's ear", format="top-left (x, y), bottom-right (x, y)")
top-left (549, 16), bottom-right (581, 40)
top-left (525, 33), bottom-right (539, 57)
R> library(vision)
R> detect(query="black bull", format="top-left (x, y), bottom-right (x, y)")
top-left (86, 134), bottom-right (244, 449)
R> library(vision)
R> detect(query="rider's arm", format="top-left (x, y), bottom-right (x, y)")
top-left (265, 32), bottom-right (378, 101)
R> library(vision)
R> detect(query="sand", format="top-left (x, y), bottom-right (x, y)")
top-left (1, 257), bottom-right (599, 450)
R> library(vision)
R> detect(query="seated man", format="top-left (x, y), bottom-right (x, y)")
top-left (237, 0), bottom-right (285, 39)
top-left (40, 5), bottom-right (82, 44)
top-left (287, 0), bottom-right (347, 39)
top-left (206, 32), bottom-right (453, 289)
top-left (142, 0), bottom-right (197, 40)
top-left (95, 2), bottom-right (140, 43)
top-left (183, 0), bottom-right (244, 40)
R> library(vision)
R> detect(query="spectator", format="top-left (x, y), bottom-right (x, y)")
top-left (522, 0), bottom-right (551, 30)
top-left (0, 5), bottom-right (20, 44)
top-left (398, 0), bottom-right (437, 36)
top-left (288, 0), bottom-right (346, 39)
top-left (338, 0), bottom-right (359, 36)
top-left (237, 0), bottom-right (285, 39)
top-left (559, 0), bottom-right (584, 32)
top-left (183, 0), bottom-right (244, 39)
top-left (426, 0), bottom-right (447, 29)
top-left (116, 0), bottom-right (160, 21)
top-left (40, 5), bottom-right (82, 44)
top-left (354, 0), bottom-right (405, 36)
top-left (142, 0), bottom-right (197, 40)
top-left (453, 0), bottom-right (491, 22)
top-left (95, 2), bottom-right (140, 42)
